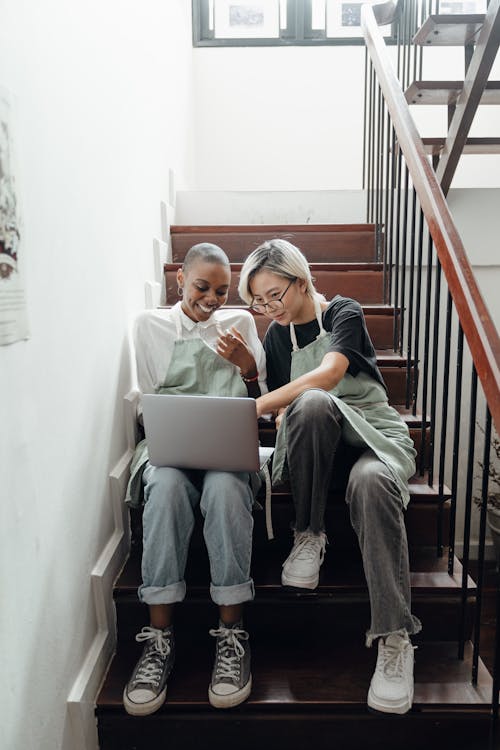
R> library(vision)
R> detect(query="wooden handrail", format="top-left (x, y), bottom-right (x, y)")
top-left (361, 4), bottom-right (500, 436)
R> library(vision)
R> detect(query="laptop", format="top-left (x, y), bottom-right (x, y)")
top-left (142, 393), bottom-right (274, 473)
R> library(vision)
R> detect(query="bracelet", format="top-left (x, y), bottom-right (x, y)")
top-left (241, 371), bottom-right (259, 383)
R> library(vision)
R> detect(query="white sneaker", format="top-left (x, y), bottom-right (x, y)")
top-left (367, 633), bottom-right (415, 714)
top-left (281, 530), bottom-right (327, 590)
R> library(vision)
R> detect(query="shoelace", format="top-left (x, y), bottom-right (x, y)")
top-left (287, 532), bottom-right (327, 563)
top-left (209, 625), bottom-right (249, 681)
top-left (133, 626), bottom-right (171, 687)
top-left (378, 639), bottom-right (416, 683)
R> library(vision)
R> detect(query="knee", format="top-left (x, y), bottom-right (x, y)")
top-left (201, 472), bottom-right (253, 518)
top-left (143, 467), bottom-right (193, 516)
top-left (287, 389), bottom-right (341, 428)
top-left (347, 456), bottom-right (399, 517)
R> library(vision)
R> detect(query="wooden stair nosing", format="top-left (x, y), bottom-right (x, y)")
top-left (170, 223), bottom-right (377, 234)
top-left (165, 262), bottom-right (384, 272)
top-left (113, 551), bottom-right (472, 598)
top-left (412, 13), bottom-right (485, 46)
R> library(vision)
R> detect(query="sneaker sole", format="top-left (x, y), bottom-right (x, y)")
top-left (123, 685), bottom-right (168, 716)
top-left (367, 686), bottom-right (413, 715)
top-left (281, 572), bottom-right (319, 590)
top-left (208, 674), bottom-right (252, 709)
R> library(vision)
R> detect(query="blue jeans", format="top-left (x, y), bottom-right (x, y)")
top-left (139, 463), bottom-right (255, 607)
top-left (285, 389), bottom-right (422, 645)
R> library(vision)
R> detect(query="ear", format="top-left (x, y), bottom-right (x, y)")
top-left (176, 268), bottom-right (184, 288)
top-left (297, 278), bottom-right (308, 294)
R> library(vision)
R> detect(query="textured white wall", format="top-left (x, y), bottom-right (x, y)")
top-left (0, 2), bottom-right (194, 749)
top-left (192, 42), bottom-right (500, 191)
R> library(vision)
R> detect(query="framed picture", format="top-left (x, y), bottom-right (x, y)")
top-left (213, 0), bottom-right (281, 39)
top-left (326, 0), bottom-right (392, 39)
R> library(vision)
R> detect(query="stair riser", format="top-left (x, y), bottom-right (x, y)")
top-left (98, 714), bottom-right (490, 750)
top-left (114, 595), bottom-right (474, 647)
top-left (171, 230), bottom-right (378, 263)
top-left (165, 269), bottom-right (385, 305)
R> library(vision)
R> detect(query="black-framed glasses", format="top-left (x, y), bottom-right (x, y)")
top-left (250, 278), bottom-right (296, 314)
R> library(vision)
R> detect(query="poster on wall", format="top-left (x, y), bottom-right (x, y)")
top-left (0, 87), bottom-right (28, 346)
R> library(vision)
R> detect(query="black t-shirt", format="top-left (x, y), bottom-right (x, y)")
top-left (263, 295), bottom-right (386, 392)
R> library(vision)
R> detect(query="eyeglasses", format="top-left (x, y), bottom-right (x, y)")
top-left (250, 278), bottom-right (296, 314)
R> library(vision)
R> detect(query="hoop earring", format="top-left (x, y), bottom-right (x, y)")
top-left (177, 286), bottom-right (183, 297)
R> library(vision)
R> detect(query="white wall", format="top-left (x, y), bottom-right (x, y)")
top-left (192, 42), bottom-right (500, 191)
top-left (193, 45), bottom-right (367, 190)
top-left (0, 2), bottom-right (194, 749)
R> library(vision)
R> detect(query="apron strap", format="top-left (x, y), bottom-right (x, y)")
top-left (290, 295), bottom-right (327, 352)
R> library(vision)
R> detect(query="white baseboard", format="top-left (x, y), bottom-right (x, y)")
top-left (66, 447), bottom-right (134, 750)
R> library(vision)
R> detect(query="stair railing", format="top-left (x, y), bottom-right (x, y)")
top-left (362, 1), bottom-right (500, 745)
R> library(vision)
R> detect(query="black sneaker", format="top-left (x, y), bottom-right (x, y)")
top-left (208, 621), bottom-right (251, 708)
top-left (123, 625), bottom-right (175, 716)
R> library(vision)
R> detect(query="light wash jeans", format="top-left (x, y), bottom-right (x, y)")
top-left (139, 463), bottom-right (255, 607)
top-left (284, 389), bottom-right (422, 645)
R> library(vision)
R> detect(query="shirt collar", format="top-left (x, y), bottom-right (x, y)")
top-left (176, 301), bottom-right (219, 332)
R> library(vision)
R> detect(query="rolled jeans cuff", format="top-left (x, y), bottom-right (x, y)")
top-left (210, 579), bottom-right (255, 606)
top-left (138, 580), bottom-right (186, 605)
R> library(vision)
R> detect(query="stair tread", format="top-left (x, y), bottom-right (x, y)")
top-left (114, 551), bottom-right (471, 595)
top-left (406, 80), bottom-right (500, 105)
top-left (413, 14), bottom-right (485, 46)
top-left (96, 640), bottom-right (491, 711)
top-left (423, 136), bottom-right (500, 155)
top-left (170, 223), bottom-right (377, 233)
top-left (165, 261), bottom-right (384, 271)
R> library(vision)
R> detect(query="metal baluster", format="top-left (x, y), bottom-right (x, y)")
top-left (412, 207), bottom-right (424, 417)
top-left (382, 110), bottom-right (392, 302)
top-left (436, 291), bottom-right (453, 557)
top-left (405, 187), bottom-right (417, 409)
top-left (459, 366), bottom-right (478, 660)
top-left (418, 235), bottom-right (434, 477)
top-left (398, 164), bottom-right (410, 355)
top-left (448, 325), bottom-right (464, 576)
top-left (428, 259), bottom-right (442, 487)
top-left (472, 408), bottom-right (492, 684)
top-left (392, 149), bottom-right (403, 350)
top-left (363, 48), bottom-right (368, 191)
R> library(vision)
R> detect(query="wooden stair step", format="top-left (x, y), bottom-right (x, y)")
top-left (114, 550), bottom-right (472, 644)
top-left (96, 641), bottom-right (491, 750)
top-left (225, 305), bottom-right (397, 349)
top-left (164, 263), bottom-right (385, 305)
top-left (170, 224), bottom-right (378, 263)
top-left (115, 550), bottom-right (472, 598)
top-left (423, 136), bottom-right (500, 155)
top-left (405, 80), bottom-right (500, 105)
top-left (412, 14), bottom-right (485, 46)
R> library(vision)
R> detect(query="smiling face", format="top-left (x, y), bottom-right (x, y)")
top-left (249, 269), bottom-right (315, 325)
top-left (177, 259), bottom-right (231, 322)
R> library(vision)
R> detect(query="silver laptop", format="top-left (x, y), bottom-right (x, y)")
top-left (142, 393), bottom-right (273, 472)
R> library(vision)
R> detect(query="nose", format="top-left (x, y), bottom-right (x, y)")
top-left (203, 288), bottom-right (219, 305)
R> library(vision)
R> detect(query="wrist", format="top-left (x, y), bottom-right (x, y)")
top-left (240, 368), bottom-right (259, 383)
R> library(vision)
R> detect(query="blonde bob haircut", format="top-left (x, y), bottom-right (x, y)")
top-left (238, 239), bottom-right (323, 306)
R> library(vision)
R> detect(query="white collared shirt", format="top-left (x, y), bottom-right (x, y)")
top-left (134, 302), bottom-right (267, 395)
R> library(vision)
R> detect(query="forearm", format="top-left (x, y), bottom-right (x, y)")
top-left (255, 352), bottom-right (348, 417)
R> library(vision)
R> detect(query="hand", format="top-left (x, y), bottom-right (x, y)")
top-left (216, 326), bottom-right (257, 376)
top-left (275, 408), bottom-right (287, 430)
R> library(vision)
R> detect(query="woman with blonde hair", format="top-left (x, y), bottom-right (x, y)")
top-left (239, 238), bottom-right (421, 716)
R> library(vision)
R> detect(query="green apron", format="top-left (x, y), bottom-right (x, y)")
top-left (126, 305), bottom-right (249, 508)
top-left (271, 298), bottom-right (416, 508)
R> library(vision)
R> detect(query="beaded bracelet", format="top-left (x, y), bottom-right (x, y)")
top-left (241, 371), bottom-right (259, 383)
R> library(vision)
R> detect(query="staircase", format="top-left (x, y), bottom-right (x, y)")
top-left (404, 1), bottom-right (500, 190)
top-left (95, 222), bottom-right (494, 750)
